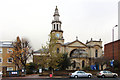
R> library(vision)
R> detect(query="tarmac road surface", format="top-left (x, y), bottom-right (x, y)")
top-left (2, 74), bottom-right (120, 80)
top-left (2, 77), bottom-right (120, 80)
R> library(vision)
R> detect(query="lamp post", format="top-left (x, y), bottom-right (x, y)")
top-left (112, 25), bottom-right (118, 62)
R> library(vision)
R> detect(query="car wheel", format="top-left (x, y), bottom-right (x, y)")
top-left (102, 75), bottom-right (105, 78)
top-left (88, 75), bottom-right (91, 78)
top-left (97, 76), bottom-right (100, 78)
top-left (113, 75), bottom-right (117, 78)
top-left (74, 75), bottom-right (78, 78)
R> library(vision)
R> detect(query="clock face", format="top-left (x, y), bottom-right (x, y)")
top-left (56, 33), bottom-right (59, 38)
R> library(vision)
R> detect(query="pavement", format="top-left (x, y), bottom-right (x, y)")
top-left (2, 74), bottom-right (120, 80)
top-left (2, 74), bottom-right (69, 79)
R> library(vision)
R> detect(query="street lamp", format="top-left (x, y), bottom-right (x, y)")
top-left (112, 25), bottom-right (118, 61)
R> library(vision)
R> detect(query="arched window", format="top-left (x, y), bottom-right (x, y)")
top-left (95, 50), bottom-right (98, 57)
top-left (82, 60), bottom-right (85, 68)
top-left (57, 48), bottom-right (59, 53)
top-left (57, 24), bottom-right (58, 30)
top-left (54, 24), bottom-right (55, 30)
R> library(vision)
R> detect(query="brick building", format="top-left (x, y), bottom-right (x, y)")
top-left (0, 41), bottom-right (16, 76)
top-left (104, 40), bottom-right (120, 60)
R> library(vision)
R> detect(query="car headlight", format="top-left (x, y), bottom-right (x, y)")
top-left (89, 74), bottom-right (92, 75)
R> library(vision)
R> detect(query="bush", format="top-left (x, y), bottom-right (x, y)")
top-left (82, 66), bottom-right (91, 71)
top-left (26, 62), bottom-right (38, 74)
top-left (114, 68), bottom-right (119, 71)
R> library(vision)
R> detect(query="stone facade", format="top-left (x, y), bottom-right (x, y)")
top-left (54, 39), bottom-right (103, 70)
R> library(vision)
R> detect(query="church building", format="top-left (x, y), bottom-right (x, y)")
top-left (34, 6), bottom-right (103, 70)
top-left (50, 6), bottom-right (103, 70)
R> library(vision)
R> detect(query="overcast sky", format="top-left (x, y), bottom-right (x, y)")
top-left (0, 0), bottom-right (119, 50)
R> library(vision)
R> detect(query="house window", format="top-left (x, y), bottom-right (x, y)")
top-left (0, 48), bottom-right (2, 53)
top-left (7, 58), bottom-right (13, 63)
top-left (7, 49), bottom-right (13, 53)
top-left (57, 48), bottom-right (59, 53)
top-left (95, 50), bottom-right (98, 57)
top-left (0, 58), bottom-right (2, 63)
top-left (7, 67), bottom-right (13, 71)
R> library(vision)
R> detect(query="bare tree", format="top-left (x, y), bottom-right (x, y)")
top-left (11, 36), bottom-right (33, 74)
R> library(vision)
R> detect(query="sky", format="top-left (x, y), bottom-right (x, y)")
top-left (0, 0), bottom-right (119, 50)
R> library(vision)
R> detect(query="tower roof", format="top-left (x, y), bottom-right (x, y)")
top-left (55, 6), bottom-right (58, 10)
top-left (53, 6), bottom-right (60, 17)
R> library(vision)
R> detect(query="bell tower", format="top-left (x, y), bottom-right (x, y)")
top-left (51, 6), bottom-right (64, 44)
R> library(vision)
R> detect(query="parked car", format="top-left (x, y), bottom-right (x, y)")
top-left (69, 71), bottom-right (92, 78)
top-left (97, 71), bottom-right (118, 78)
top-left (0, 71), bottom-right (2, 77)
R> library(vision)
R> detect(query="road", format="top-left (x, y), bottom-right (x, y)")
top-left (2, 74), bottom-right (120, 80)
top-left (2, 78), bottom-right (120, 80)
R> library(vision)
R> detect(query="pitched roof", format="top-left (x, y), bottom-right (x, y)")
top-left (64, 40), bottom-right (87, 47)
top-left (0, 41), bottom-right (13, 48)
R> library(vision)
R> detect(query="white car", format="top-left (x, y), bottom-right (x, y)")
top-left (97, 71), bottom-right (118, 78)
top-left (0, 72), bottom-right (2, 77)
top-left (69, 71), bottom-right (92, 78)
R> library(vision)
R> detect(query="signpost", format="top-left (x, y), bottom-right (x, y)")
top-left (39, 68), bottom-right (42, 73)
top-left (110, 60), bottom-right (114, 67)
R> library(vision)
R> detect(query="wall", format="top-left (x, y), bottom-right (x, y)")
top-left (104, 40), bottom-right (120, 60)
top-left (2, 48), bottom-right (16, 70)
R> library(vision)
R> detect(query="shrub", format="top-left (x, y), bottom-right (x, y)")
top-left (82, 66), bottom-right (91, 71)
